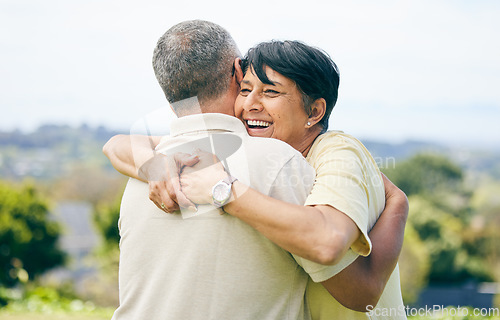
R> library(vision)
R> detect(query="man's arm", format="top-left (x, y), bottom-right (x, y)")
top-left (321, 173), bottom-right (409, 311)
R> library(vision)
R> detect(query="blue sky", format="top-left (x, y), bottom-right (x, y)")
top-left (1, 0), bottom-right (499, 147)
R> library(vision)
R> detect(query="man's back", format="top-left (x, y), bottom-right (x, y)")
top-left (112, 114), bottom-right (315, 320)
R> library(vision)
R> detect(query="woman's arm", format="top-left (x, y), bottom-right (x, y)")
top-left (103, 134), bottom-right (162, 181)
top-left (231, 183), bottom-right (360, 265)
top-left (103, 134), bottom-right (197, 212)
top-left (320, 174), bottom-right (409, 311)
top-left (180, 153), bottom-right (360, 266)
top-left (180, 152), bottom-right (408, 311)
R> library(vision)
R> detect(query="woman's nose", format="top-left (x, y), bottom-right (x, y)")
top-left (242, 93), bottom-right (264, 112)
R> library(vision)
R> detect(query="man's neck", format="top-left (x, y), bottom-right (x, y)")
top-left (201, 94), bottom-right (235, 116)
top-left (176, 96), bottom-right (234, 117)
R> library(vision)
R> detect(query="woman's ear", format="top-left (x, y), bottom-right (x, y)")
top-left (233, 58), bottom-right (244, 83)
top-left (307, 98), bottom-right (327, 127)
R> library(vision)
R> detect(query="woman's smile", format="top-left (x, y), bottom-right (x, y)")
top-left (243, 118), bottom-right (273, 137)
top-left (235, 66), bottom-right (310, 149)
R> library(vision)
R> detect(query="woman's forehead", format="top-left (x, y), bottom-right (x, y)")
top-left (245, 64), bottom-right (293, 87)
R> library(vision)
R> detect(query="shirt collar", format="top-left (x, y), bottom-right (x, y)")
top-left (170, 113), bottom-right (247, 137)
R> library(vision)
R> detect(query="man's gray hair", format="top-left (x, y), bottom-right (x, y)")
top-left (153, 20), bottom-right (240, 109)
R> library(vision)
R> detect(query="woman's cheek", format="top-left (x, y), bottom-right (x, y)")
top-left (234, 96), bottom-right (245, 118)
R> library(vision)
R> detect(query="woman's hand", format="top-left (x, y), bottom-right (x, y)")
top-left (146, 152), bottom-right (199, 213)
top-left (180, 149), bottom-right (228, 205)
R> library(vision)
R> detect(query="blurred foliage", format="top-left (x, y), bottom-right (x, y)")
top-left (468, 181), bottom-right (500, 282)
top-left (383, 153), bottom-right (500, 304)
top-left (407, 195), bottom-right (492, 283)
top-left (384, 153), bottom-right (463, 197)
top-left (0, 182), bottom-right (66, 288)
top-left (399, 223), bottom-right (430, 303)
top-left (93, 200), bottom-right (121, 250)
top-left (89, 199), bottom-right (122, 307)
top-left (0, 285), bottom-right (114, 318)
top-left (0, 125), bottom-right (126, 308)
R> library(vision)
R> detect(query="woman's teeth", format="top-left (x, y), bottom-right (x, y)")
top-left (247, 120), bottom-right (270, 127)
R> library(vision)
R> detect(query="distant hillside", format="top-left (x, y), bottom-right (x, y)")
top-left (361, 140), bottom-right (446, 159)
top-left (0, 124), bottom-right (122, 148)
top-left (361, 139), bottom-right (500, 179)
top-left (0, 124), bottom-right (123, 180)
top-left (0, 124), bottom-right (499, 180)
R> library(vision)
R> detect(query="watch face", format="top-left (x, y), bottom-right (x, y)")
top-left (213, 183), bottom-right (231, 203)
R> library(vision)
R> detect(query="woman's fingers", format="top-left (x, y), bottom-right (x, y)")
top-left (174, 152), bottom-right (200, 169)
top-left (149, 180), bottom-right (179, 213)
top-left (171, 175), bottom-right (196, 210)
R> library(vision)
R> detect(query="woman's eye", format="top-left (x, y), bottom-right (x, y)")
top-left (240, 88), bottom-right (251, 96)
top-left (264, 89), bottom-right (280, 96)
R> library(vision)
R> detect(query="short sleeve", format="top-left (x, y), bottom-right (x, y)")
top-left (305, 134), bottom-right (372, 257)
top-left (293, 249), bottom-right (359, 282)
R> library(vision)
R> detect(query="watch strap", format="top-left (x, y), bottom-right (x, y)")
top-left (222, 175), bottom-right (238, 185)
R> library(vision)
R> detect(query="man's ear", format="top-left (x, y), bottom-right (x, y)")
top-left (307, 98), bottom-right (327, 127)
top-left (233, 58), bottom-right (244, 83)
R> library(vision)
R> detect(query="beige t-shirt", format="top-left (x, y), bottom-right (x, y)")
top-left (298, 131), bottom-right (407, 320)
top-left (112, 114), bottom-right (316, 320)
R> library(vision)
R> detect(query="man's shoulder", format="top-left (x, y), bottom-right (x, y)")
top-left (243, 136), bottom-right (312, 173)
top-left (244, 136), bottom-right (303, 158)
top-left (243, 136), bottom-right (314, 182)
top-left (241, 136), bottom-right (314, 202)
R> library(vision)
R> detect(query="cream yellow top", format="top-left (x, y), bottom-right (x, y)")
top-left (300, 131), bottom-right (407, 320)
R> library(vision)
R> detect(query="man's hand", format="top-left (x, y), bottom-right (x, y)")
top-left (140, 153), bottom-right (200, 213)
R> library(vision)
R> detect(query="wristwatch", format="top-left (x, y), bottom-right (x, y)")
top-left (212, 175), bottom-right (238, 208)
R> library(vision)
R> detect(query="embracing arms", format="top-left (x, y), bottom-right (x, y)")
top-left (180, 151), bottom-right (408, 311)
top-left (180, 156), bottom-right (360, 266)
top-left (104, 136), bottom-right (359, 264)
top-left (103, 134), bottom-right (408, 311)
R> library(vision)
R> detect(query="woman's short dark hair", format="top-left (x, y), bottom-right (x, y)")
top-left (242, 40), bottom-right (339, 133)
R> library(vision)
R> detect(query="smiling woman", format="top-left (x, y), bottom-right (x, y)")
top-left (235, 40), bottom-right (339, 156)
top-left (237, 65), bottom-right (316, 155)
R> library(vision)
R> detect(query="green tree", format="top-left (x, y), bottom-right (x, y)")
top-left (0, 181), bottom-right (65, 288)
top-left (384, 153), bottom-right (495, 285)
top-left (407, 195), bottom-right (492, 283)
top-left (399, 222), bottom-right (430, 304)
top-left (88, 199), bottom-right (121, 307)
top-left (93, 199), bottom-right (121, 250)
top-left (384, 153), bottom-right (463, 196)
